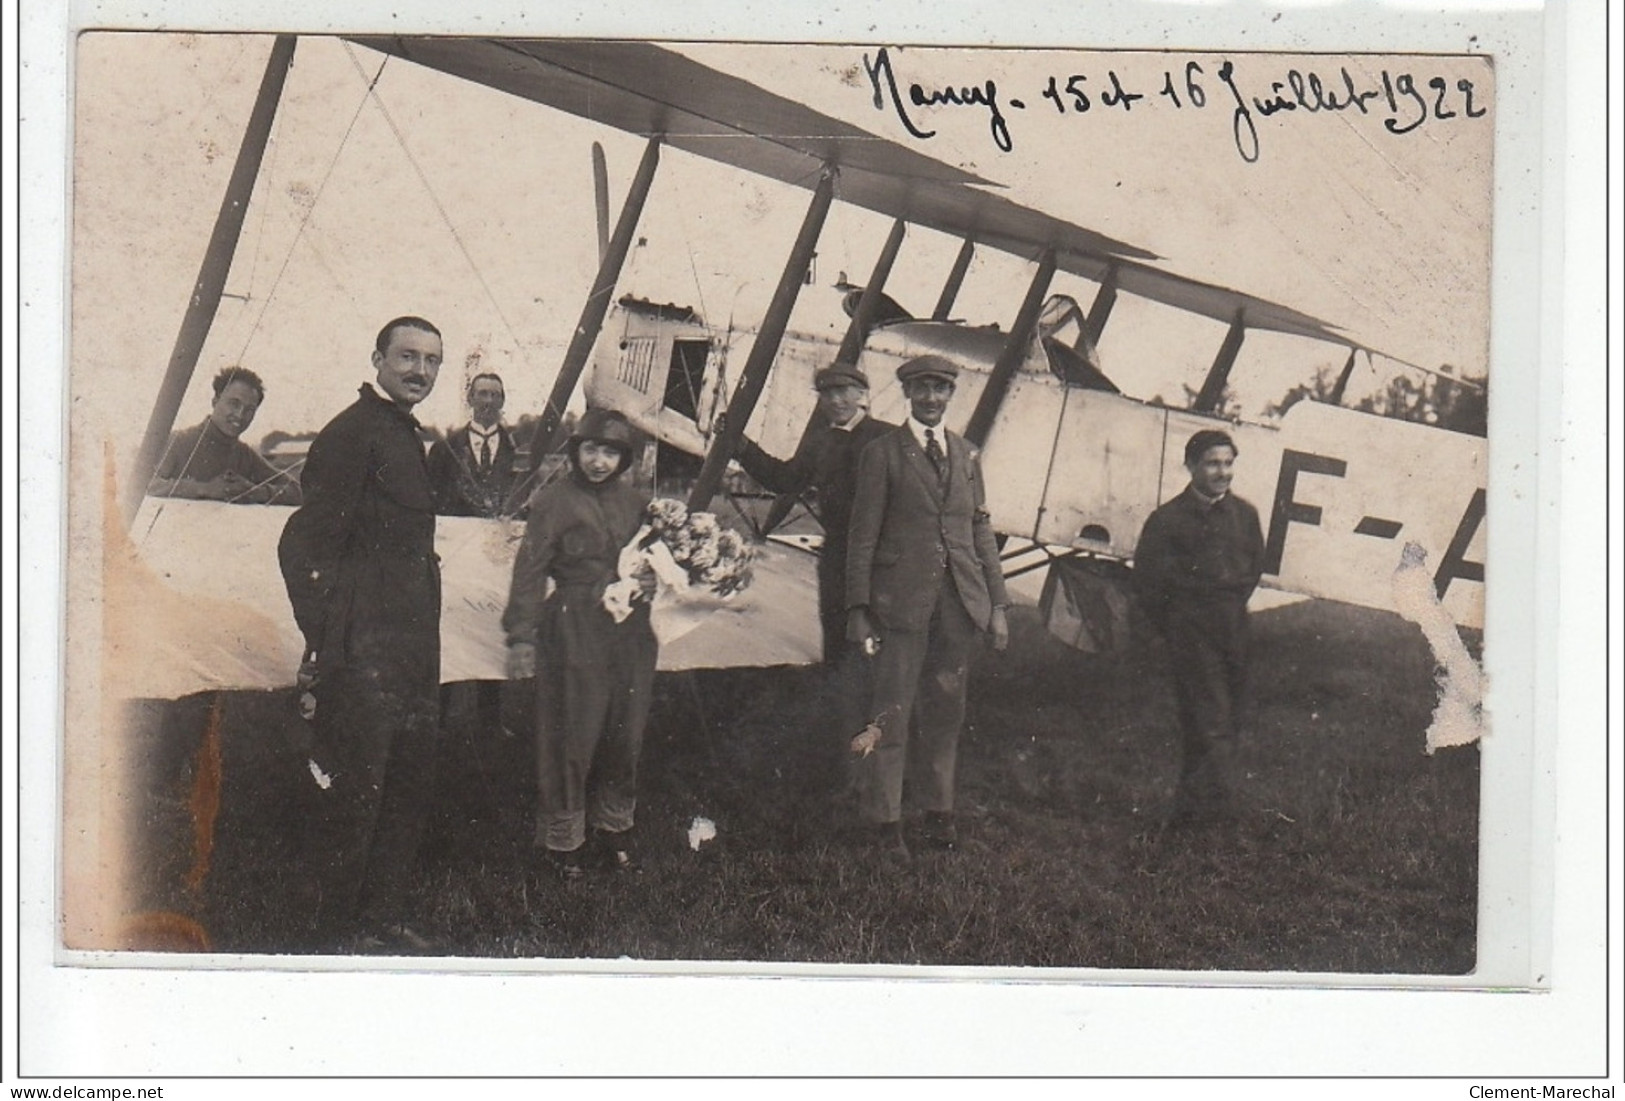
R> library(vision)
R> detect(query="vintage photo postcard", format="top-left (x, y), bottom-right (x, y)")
top-left (65, 27), bottom-right (1496, 964)
top-left (17, 0), bottom-right (1606, 1079)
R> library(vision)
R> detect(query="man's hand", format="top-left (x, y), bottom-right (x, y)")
top-left (218, 470), bottom-right (267, 502)
top-left (989, 606), bottom-right (1010, 652)
top-left (847, 607), bottom-right (879, 655)
top-left (636, 568), bottom-right (659, 598)
top-left (296, 658), bottom-right (320, 721)
top-left (178, 471), bottom-right (255, 502)
top-left (710, 411), bottom-right (751, 448)
top-left (507, 641), bottom-right (538, 680)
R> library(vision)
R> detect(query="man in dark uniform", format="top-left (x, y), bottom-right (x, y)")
top-left (845, 354), bottom-right (1010, 859)
top-left (725, 359), bottom-right (895, 798)
top-left (1133, 428), bottom-right (1265, 824)
top-left (278, 315), bottom-right (445, 952)
top-left (426, 371), bottom-right (520, 518)
top-left (729, 359), bottom-right (895, 665)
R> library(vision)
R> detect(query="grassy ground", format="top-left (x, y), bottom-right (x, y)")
top-left (117, 597), bottom-right (1479, 973)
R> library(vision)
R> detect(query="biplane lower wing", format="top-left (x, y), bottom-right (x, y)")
top-left (584, 300), bottom-right (1485, 632)
top-left (110, 500), bottom-right (823, 701)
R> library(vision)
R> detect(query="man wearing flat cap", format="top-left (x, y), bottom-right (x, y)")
top-left (1133, 428), bottom-right (1265, 824)
top-left (845, 354), bottom-right (1010, 858)
top-left (728, 358), bottom-right (895, 664)
top-left (723, 359), bottom-right (895, 797)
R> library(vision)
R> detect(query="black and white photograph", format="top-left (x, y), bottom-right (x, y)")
top-left (13, 0), bottom-right (1613, 1082)
top-left (66, 28), bottom-right (1496, 964)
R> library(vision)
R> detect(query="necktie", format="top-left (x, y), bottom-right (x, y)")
top-left (924, 428), bottom-right (946, 486)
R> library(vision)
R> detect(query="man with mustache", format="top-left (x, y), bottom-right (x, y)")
top-left (427, 371), bottom-right (520, 519)
top-left (278, 316), bottom-right (446, 953)
top-left (149, 366), bottom-right (301, 504)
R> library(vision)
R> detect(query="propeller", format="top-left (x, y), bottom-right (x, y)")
top-left (592, 141), bottom-right (610, 264)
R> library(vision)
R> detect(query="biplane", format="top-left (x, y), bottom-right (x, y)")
top-left (110, 35), bottom-right (1487, 701)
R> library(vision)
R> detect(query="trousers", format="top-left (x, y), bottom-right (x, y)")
top-left (853, 576), bottom-right (978, 824)
top-left (303, 665), bottom-right (440, 937)
top-left (532, 586), bottom-right (658, 852)
top-left (1162, 597), bottom-right (1250, 816)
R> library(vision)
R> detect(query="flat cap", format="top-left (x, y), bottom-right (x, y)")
top-left (895, 354), bottom-right (959, 385)
top-left (814, 360), bottom-right (870, 391)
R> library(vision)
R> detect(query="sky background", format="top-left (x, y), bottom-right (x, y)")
top-left (70, 33), bottom-right (1494, 463)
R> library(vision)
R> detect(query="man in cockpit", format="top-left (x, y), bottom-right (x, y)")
top-left (149, 366), bottom-right (301, 505)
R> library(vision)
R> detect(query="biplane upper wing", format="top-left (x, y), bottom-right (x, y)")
top-left (348, 36), bottom-right (1357, 345)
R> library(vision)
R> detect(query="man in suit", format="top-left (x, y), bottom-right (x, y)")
top-left (845, 354), bottom-right (1010, 858)
top-left (425, 371), bottom-right (520, 747)
top-left (426, 371), bottom-right (520, 518)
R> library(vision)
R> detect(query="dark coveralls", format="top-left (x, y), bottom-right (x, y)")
top-left (1133, 485), bottom-right (1265, 813)
top-left (277, 383), bottom-right (442, 937)
top-left (735, 412), bottom-right (895, 664)
top-left (502, 470), bottom-right (656, 853)
top-left (735, 413), bottom-right (895, 789)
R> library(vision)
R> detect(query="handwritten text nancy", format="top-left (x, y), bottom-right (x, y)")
top-left (862, 47), bottom-right (1487, 163)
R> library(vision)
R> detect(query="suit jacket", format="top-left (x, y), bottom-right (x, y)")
top-left (845, 424), bottom-right (1009, 633)
top-left (426, 423), bottom-right (520, 518)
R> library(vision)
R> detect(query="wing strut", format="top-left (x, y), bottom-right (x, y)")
top-left (689, 165), bottom-right (838, 511)
top-left (1084, 262), bottom-right (1119, 344)
top-left (1328, 345), bottom-right (1360, 405)
top-left (535, 135), bottom-right (662, 457)
top-left (963, 248), bottom-right (1056, 448)
top-left (759, 215), bottom-right (907, 535)
top-left (124, 35), bottom-right (297, 525)
top-left (1194, 309), bottom-right (1246, 414)
top-left (931, 236), bottom-right (976, 320)
top-left (836, 217), bottom-right (908, 364)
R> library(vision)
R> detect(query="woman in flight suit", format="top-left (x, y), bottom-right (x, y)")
top-left (502, 409), bottom-right (656, 879)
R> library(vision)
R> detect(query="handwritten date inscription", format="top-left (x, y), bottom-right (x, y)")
top-left (863, 47), bottom-right (1487, 163)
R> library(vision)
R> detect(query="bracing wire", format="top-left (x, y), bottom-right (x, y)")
top-left (339, 41), bottom-right (529, 364)
top-left (234, 50), bottom-right (391, 365)
top-left (237, 89), bottom-right (284, 319)
top-left (667, 184), bottom-right (712, 325)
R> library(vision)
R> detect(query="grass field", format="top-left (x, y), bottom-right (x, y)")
top-left (116, 596), bottom-right (1479, 974)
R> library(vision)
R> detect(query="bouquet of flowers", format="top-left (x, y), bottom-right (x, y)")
top-left (602, 497), bottom-right (756, 643)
